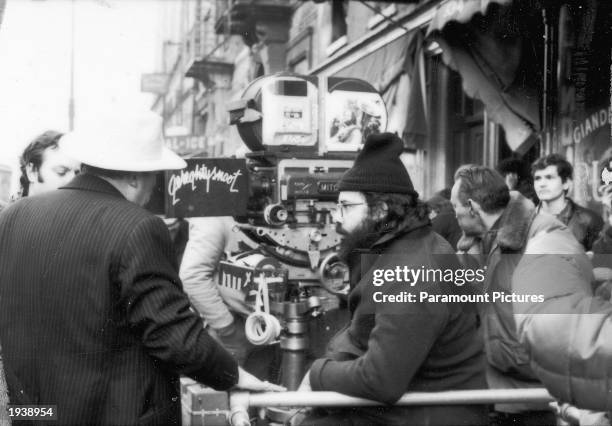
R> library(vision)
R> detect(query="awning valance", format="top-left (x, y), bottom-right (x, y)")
top-left (186, 58), bottom-right (234, 89)
top-left (427, 0), bottom-right (543, 153)
top-left (330, 32), bottom-right (417, 94)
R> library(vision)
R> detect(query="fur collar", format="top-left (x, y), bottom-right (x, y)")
top-left (457, 191), bottom-right (535, 253)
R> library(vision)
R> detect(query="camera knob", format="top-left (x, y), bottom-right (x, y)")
top-left (264, 204), bottom-right (288, 226)
top-left (309, 229), bottom-right (323, 243)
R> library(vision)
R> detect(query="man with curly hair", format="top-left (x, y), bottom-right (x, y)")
top-left (0, 130), bottom-right (80, 425)
top-left (17, 130), bottom-right (80, 198)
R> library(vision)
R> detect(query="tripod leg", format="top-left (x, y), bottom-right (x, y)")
top-left (280, 349), bottom-right (307, 390)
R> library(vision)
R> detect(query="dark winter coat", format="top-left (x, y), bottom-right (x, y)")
top-left (427, 195), bottom-right (462, 250)
top-left (432, 213), bottom-right (462, 251)
top-left (0, 174), bottom-right (238, 425)
top-left (457, 192), bottom-right (574, 413)
top-left (512, 226), bottom-right (607, 410)
top-left (309, 217), bottom-right (487, 426)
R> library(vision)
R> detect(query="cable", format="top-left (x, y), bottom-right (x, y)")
top-left (245, 312), bottom-right (281, 346)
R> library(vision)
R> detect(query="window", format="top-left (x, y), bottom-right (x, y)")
top-left (448, 70), bottom-right (484, 171)
top-left (287, 27), bottom-right (313, 73)
top-left (289, 56), bottom-right (309, 74)
top-left (331, 0), bottom-right (347, 43)
top-left (326, 0), bottom-right (348, 57)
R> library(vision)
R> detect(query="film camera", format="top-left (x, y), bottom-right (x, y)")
top-left (222, 74), bottom-right (387, 393)
top-left (162, 74), bottom-right (387, 399)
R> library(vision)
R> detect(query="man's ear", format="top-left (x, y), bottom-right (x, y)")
top-left (126, 173), bottom-right (140, 189)
top-left (373, 201), bottom-right (388, 221)
top-left (468, 198), bottom-right (483, 217)
top-left (563, 178), bottom-right (572, 194)
top-left (25, 163), bottom-right (38, 183)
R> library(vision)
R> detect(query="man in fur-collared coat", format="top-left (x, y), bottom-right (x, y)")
top-left (451, 165), bottom-right (580, 426)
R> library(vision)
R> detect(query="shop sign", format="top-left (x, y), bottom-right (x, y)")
top-left (140, 73), bottom-right (169, 94)
top-left (556, 3), bottom-right (611, 212)
top-left (561, 106), bottom-right (612, 146)
top-left (165, 135), bottom-right (207, 156)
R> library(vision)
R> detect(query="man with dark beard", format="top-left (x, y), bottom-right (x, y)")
top-left (296, 133), bottom-right (487, 426)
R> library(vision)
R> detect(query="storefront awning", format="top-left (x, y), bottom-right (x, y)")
top-left (427, 0), bottom-right (542, 153)
top-left (331, 32), bottom-right (417, 94)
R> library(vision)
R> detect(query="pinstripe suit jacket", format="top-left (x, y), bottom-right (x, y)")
top-left (0, 174), bottom-right (238, 425)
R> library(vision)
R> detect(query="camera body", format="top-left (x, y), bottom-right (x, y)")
top-left (161, 73), bottom-right (387, 390)
top-left (221, 73), bottom-right (387, 305)
top-left (218, 72), bottom-right (388, 391)
top-left (223, 152), bottom-right (353, 318)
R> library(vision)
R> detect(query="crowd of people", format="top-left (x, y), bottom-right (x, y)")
top-left (1, 114), bottom-right (612, 425)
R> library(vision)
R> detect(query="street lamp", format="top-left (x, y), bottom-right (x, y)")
top-left (33, 0), bottom-right (76, 130)
top-left (69, 0), bottom-right (75, 130)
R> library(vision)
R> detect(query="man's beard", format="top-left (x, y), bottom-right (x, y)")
top-left (337, 217), bottom-right (386, 261)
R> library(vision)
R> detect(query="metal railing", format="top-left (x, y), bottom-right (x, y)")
top-left (227, 388), bottom-right (565, 426)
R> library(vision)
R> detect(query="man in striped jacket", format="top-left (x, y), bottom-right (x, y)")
top-left (0, 112), bottom-right (280, 425)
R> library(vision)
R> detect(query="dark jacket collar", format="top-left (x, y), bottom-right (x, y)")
top-left (370, 215), bottom-right (431, 249)
top-left (61, 173), bottom-right (126, 200)
top-left (346, 215), bottom-right (431, 260)
top-left (347, 215), bottom-right (431, 292)
top-left (536, 198), bottom-right (574, 226)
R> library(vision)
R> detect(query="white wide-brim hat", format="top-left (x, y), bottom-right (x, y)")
top-left (61, 111), bottom-right (186, 172)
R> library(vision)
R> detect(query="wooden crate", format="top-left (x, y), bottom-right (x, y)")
top-left (180, 377), bottom-right (229, 426)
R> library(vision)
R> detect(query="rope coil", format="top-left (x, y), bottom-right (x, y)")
top-left (244, 274), bottom-right (281, 345)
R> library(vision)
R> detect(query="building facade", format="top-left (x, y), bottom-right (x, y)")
top-left (146, 0), bottom-right (611, 201)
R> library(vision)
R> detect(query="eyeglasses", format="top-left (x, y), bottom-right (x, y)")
top-left (334, 202), bottom-right (367, 218)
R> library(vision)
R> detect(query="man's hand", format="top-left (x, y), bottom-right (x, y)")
top-left (235, 367), bottom-right (286, 392)
top-left (297, 370), bottom-right (312, 392)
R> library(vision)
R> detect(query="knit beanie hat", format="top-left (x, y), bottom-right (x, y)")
top-left (337, 132), bottom-right (417, 196)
